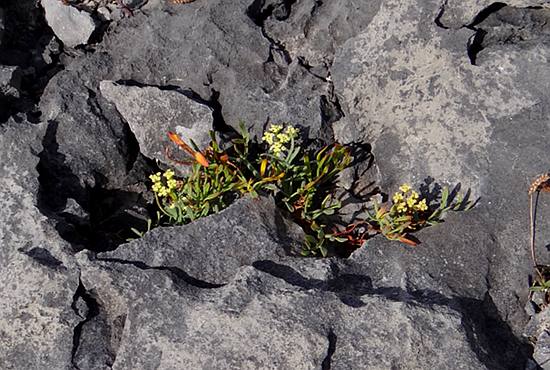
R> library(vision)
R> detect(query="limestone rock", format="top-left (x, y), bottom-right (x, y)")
top-left (0, 119), bottom-right (80, 369)
top-left (99, 196), bottom-right (305, 285)
top-left (41, 0), bottom-right (97, 48)
top-left (99, 80), bottom-right (213, 165)
top-left (332, 0), bottom-right (550, 338)
top-left (0, 65), bottom-right (22, 98)
top-left (77, 252), bottom-right (488, 369)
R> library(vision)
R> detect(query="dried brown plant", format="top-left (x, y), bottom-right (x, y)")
top-left (529, 173), bottom-right (550, 271)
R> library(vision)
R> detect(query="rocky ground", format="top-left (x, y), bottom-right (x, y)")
top-left (1, 0), bottom-right (550, 369)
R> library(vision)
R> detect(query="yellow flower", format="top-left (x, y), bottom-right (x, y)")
top-left (399, 184), bottom-right (411, 193)
top-left (407, 196), bottom-right (417, 208)
top-left (167, 179), bottom-right (177, 190)
top-left (285, 126), bottom-right (299, 139)
top-left (270, 124), bottom-right (283, 134)
top-left (392, 192), bottom-right (404, 203)
top-left (149, 172), bottom-right (162, 183)
top-left (410, 191), bottom-right (419, 199)
top-left (263, 124), bottom-right (300, 156)
top-left (164, 169), bottom-right (175, 180)
top-left (157, 186), bottom-right (169, 197)
top-left (276, 132), bottom-right (290, 143)
top-left (416, 199), bottom-right (428, 211)
top-left (271, 142), bottom-right (284, 156)
top-left (262, 132), bottom-right (275, 145)
top-left (396, 203), bottom-right (407, 213)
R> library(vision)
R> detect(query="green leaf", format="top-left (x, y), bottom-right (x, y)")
top-left (130, 227), bottom-right (143, 238)
top-left (440, 187), bottom-right (449, 208)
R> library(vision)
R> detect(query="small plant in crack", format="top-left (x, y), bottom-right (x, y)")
top-left (147, 127), bottom-right (259, 225)
top-left (135, 122), bottom-right (353, 257)
top-left (260, 124), bottom-right (352, 256)
top-left (134, 122), bottom-right (475, 257)
top-left (528, 173), bottom-right (550, 308)
top-left (366, 184), bottom-right (475, 246)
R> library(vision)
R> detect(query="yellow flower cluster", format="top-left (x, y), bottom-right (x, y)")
top-left (150, 169), bottom-right (178, 198)
top-left (262, 124), bottom-right (300, 156)
top-left (392, 184), bottom-right (428, 213)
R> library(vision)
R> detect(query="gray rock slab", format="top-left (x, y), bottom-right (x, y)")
top-left (39, 0), bottom-right (337, 144)
top-left (0, 65), bottom-right (21, 98)
top-left (525, 308), bottom-right (550, 369)
top-left (99, 80), bottom-right (213, 165)
top-left (263, 0), bottom-right (382, 68)
top-left (40, 71), bottom-right (138, 190)
top-left (332, 0), bottom-right (550, 336)
top-left (0, 119), bottom-right (80, 369)
top-left (98, 196), bottom-right (304, 285)
top-left (41, 0), bottom-right (97, 48)
top-left (437, 0), bottom-right (550, 29)
top-left (77, 252), bottom-right (487, 370)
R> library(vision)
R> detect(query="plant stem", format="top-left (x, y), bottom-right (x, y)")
top-left (530, 192), bottom-right (543, 280)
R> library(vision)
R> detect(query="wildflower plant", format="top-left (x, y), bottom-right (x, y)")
top-left (138, 121), bottom-right (474, 257)
top-left (146, 128), bottom-right (256, 226)
top-left (367, 184), bottom-right (474, 245)
top-left (262, 124), bottom-right (300, 157)
top-left (259, 123), bottom-right (352, 256)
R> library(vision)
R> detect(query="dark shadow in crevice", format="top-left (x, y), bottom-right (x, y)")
top-left (464, 4), bottom-right (550, 65)
top-left (321, 329), bottom-right (337, 370)
top-left (297, 57), bottom-right (330, 81)
top-left (466, 2), bottom-right (508, 29)
top-left (71, 279), bottom-right (124, 369)
top-left (246, 0), bottom-right (296, 27)
top-left (19, 245), bottom-right (66, 271)
top-left (464, 3), bottom-right (506, 65)
top-left (36, 120), bottom-right (151, 253)
top-left (434, 0), bottom-right (449, 29)
top-left (98, 257), bottom-right (226, 289)
top-left (252, 260), bottom-right (535, 369)
top-left (467, 28), bottom-right (487, 65)
top-left (320, 93), bottom-right (343, 127)
top-left (246, 0), bottom-right (294, 67)
top-left (71, 279), bottom-right (100, 369)
top-left (0, 1), bottom-right (65, 123)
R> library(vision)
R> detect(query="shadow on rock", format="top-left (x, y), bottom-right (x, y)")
top-left (37, 120), bottom-right (149, 252)
top-left (253, 260), bottom-right (536, 369)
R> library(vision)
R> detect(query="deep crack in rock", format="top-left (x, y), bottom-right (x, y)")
top-left (0, 0), bottom-right (66, 123)
top-left (71, 279), bottom-right (100, 370)
top-left (465, 4), bottom-right (550, 65)
top-left (98, 257), bottom-right (227, 289)
top-left (321, 329), bottom-right (337, 370)
top-left (36, 118), bottom-right (150, 253)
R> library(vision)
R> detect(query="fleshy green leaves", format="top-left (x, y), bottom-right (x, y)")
top-left (368, 184), bottom-right (475, 245)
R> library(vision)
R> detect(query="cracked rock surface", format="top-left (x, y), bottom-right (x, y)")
top-left (77, 251), bottom-right (487, 369)
top-left (332, 0), bottom-right (550, 345)
top-left (0, 119), bottom-right (80, 369)
top-left (2, 0), bottom-right (550, 368)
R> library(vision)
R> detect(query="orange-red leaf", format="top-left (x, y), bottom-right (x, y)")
top-left (399, 236), bottom-right (418, 246)
top-left (167, 132), bottom-right (209, 167)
